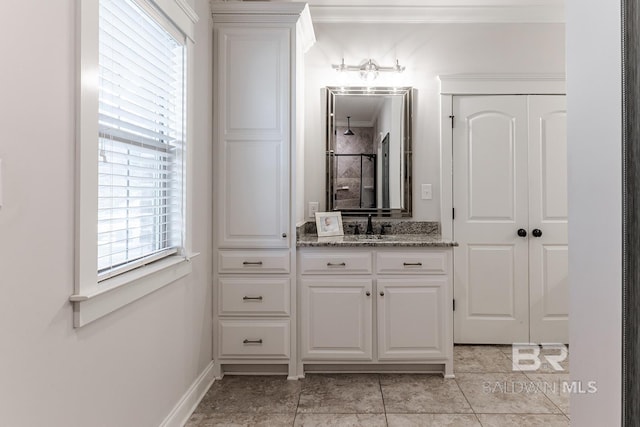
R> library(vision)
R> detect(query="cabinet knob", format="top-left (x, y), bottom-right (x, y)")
top-left (532, 228), bottom-right (542, 238)
top-left (517, 228), bottom-right (527, 237)
top-left (282, 232), bottom-right (287, 238)
top-left (366, 291), bottom-right (371, 296)
top-left (379, 291), bottom-right (385, 296)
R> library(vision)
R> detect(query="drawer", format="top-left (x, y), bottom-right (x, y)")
top-left (218, 250), bottom-right (290, 274)
top-left (218, 320), bottom-right (290, 359)
top-left (299, 251), bottom-right (372, 274)
top-left (376, 251), bottom-right (448, 274)
top-left (219, 278), bottom-right (290, 316)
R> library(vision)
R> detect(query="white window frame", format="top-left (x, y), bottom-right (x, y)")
top-left (71, 0), bottom-right (198, 328)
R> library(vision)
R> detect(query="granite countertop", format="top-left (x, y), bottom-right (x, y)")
top-left (296, 220), bottom-right (457, 247)
top-left (296, 233), bottom-right (457, 248)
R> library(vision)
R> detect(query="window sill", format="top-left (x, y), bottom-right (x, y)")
top-left (70, 253), bottom-right (199, 327)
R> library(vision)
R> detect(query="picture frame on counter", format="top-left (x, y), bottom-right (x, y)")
top-left (315, 211), bottom-right (344, 237)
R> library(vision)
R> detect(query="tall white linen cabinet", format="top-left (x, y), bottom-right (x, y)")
top-left (211, 3), bottom-right (315, 379)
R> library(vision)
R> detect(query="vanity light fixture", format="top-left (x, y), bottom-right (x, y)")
top-left (332, 58), bottom-right (405, 82)
top-left (344, 116), bottom-right (355, 136)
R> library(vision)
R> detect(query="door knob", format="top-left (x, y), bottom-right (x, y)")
top-left (517, 228), bottom-right (527, 237)
top-left (532, 228), bottom-right (542, 237)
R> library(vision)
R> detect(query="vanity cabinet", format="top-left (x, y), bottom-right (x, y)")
top-left (376, 277), bottom-right (447, 360)
top-left (300, 278), bottom-right (373, 360)
top-left (297, 247), bottom-right (454, 377)
top-left (212, 3), bottom-right (315, 379)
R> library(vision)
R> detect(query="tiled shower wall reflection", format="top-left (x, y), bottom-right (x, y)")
top-left (335, 126), bottom-right (376, 209)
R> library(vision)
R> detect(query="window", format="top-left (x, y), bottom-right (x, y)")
top-left (98, 0), bottom-right (185, 280)
top-left (73, 0), bottom-right (197, 327)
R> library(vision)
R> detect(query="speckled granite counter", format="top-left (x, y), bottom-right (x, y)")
top-left (296, 234), bottom-right (457, 247)
top-left (296, 220), bottom-right (457, 247)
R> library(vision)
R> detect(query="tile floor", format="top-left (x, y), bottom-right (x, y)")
top-left (186, 345), bottom-right (570, 426)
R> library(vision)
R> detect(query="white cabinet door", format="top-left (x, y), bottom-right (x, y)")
top-left (453, 95), bottom-right (530, 344)
top-left (300, 278), bottom-right (373, 360)
top-left (377, 278), bottom-right (447, 360)
top-left (215, 27), bottom-right (290, 248)
top-left (528, 96), bottom-right (569, 344)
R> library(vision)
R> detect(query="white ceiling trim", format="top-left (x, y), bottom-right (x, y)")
top-left (307, 1), bottom-right (565, 24)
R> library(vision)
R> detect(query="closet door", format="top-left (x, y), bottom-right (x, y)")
top-left (528, 96), bottom-right (569, 343)
top-left (215, 27), bottom-right (290, 248)
top-left (453, 96), bottom-right (530, 344)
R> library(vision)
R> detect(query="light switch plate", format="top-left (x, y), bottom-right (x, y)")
top-left (421, 184), bottom-right (432, 200)
top-left (308, 201), bottom-right (319, 218)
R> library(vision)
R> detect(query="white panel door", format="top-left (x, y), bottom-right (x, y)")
top-left (216, 27), bottom-right (290, 248)
top-left (300, 278), bottom-right (373, 360)
top-left (453, 96), bottom-right (530, 344)
top-left (377, 278), bottom-right (447, 360)
top-left (528, 96), bottom-right (569, 343)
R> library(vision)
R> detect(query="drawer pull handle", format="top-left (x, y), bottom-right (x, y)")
top-left (242, 261), bottom-right (263, 266)
top-left (242, 296), bottom-right (263, 301)
top-left (243, 339), bottom-right (263, 344)
top-left (403, 262), bottom-right (423, 267)
top-left (327, 262), bottom-right (346, 267)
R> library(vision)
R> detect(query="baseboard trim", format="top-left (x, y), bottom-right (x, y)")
top-left (159, 361), bottom-right (215, 427)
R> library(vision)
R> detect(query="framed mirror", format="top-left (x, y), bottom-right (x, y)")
top-left (325, 86), bottom-right (413, 217)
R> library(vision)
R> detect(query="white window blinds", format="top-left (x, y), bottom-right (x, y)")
top-left (97, 0), bottom-right (186, 280)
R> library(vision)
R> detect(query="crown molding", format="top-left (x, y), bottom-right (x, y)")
top-left (211, 1), bottom-right (309, 17)
top-left (308, 0), bottom-right (564, 23)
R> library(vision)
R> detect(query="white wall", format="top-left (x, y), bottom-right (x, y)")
top-left (566, 1), bottom-right (622, 425)
top-left (0, 1), bottom-right (213, 426)
top-left (304, 23), bottom-right (565, 220)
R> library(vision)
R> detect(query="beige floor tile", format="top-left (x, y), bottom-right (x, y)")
top-left (297, 374), bottom-right (384, 414)
top-left (454, 345), bottom-right (515, 373)
top-left (386, 413), bottom-right (481, 426)
top-left (195, 375), bottom-right (301, 414)
top-left (185, 413), bottom-right (295, 427)
top-left (476, 414), bottom-right (570, 426)
top-left (380, 374), bottom-right (473, 414)
top-left (294, 413), bottom-right (387, 426)
top-left (455, 372), bottom-right (561, 414)
top-left (523, 373), bottom-right (570, 415)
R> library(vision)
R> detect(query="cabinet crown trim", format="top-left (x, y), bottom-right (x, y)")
top-left (211, 2), bottom-right (316, 52)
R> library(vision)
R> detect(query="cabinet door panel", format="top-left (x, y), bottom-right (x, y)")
top-left (300, 278), bottom-right (373, 360)
top-left (377, 278), bottom-right (447, 360)
top-left (218, 27), bottom-right (289, 137)
top-left (215, 27), bottom-right (290, 248)
top-left (218, 139), bottom-right (289, 248)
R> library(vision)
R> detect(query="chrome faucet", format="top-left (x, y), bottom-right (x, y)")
top-left (366, 214), bottom-right (374, 235)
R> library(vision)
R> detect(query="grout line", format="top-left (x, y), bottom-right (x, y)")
top-left (454, 376), bottom-right (477, 418)
top-left (378, 374), bottom-right (389, 427)
top-left (292, 377), bottom-right (303, 427)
